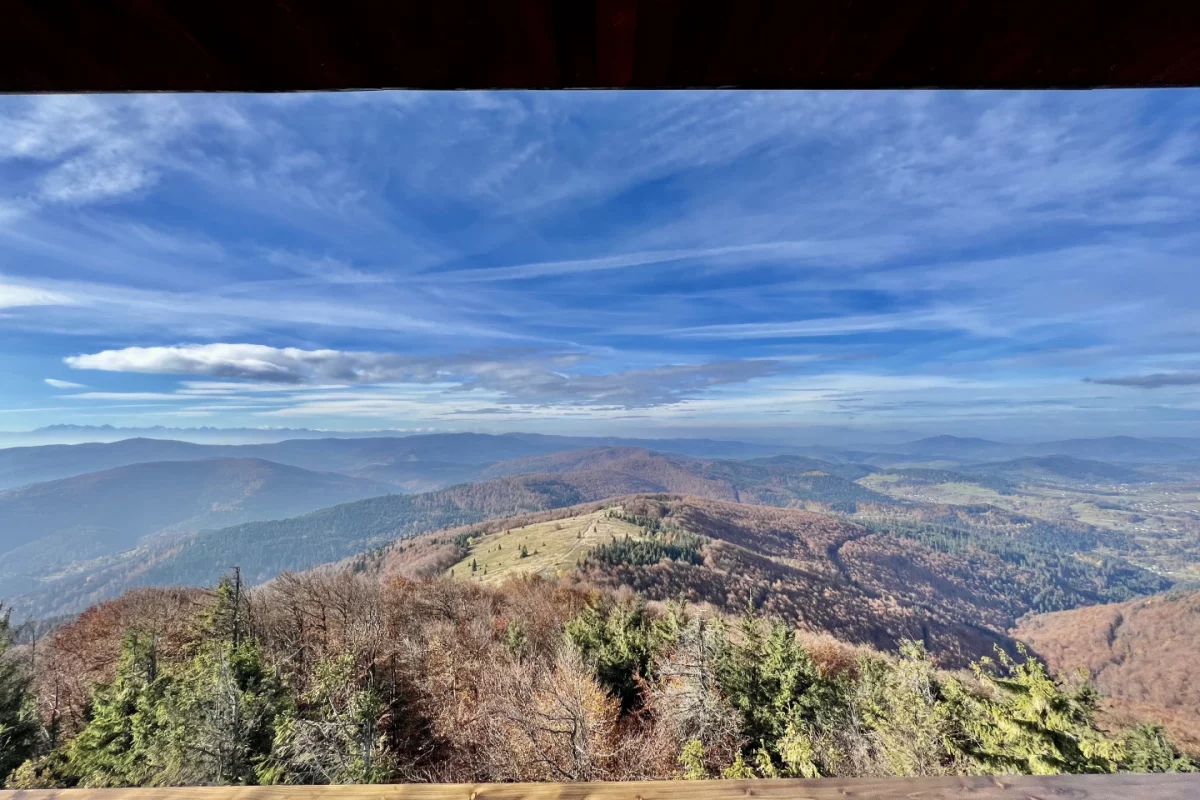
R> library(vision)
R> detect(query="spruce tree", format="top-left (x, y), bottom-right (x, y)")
top-left (0, 609), bottom-right (38, 785)
top-left (65, 632), bottom-right (168, 787)
top-left (261, 653), bottom-right (394, 784)
top-left (946, 645), bottom-right (1123, 775)
top-left (156, 578), bottom-right (285, 785)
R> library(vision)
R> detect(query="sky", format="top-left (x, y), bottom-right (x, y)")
top-left (1, 90), bottom-right (1199, 443)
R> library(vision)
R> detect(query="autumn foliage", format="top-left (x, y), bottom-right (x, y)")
top-left (2, 567), bottom-right (1194, 788)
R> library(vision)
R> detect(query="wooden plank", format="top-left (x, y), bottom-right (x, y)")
top-left (6, 774), bottom-right (1200, 800)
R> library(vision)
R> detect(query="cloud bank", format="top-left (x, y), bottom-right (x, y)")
top-left (65, 344), bottom-right (781, 408)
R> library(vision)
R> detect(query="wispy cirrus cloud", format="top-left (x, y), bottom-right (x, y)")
top-left (0, 282), bottom-right (74, 309)
top-left (44, 378), bottom-right (87, 389)
top-left (0, 95), bottom-right (240, 206)
top-left (1086, 373), bottom-right (1200, 389)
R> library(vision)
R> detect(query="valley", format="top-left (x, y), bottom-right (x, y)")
top-left (859, 471), bottom-right (1200, 582)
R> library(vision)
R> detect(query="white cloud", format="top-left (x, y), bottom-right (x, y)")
top-left (0, 96), bottom-right (166, 204)
top-left (64, 343), bottom-right (781, 408)
top-left (44, 378), bottom-right (87, 389)
top-left (0, 283), bottom-right (74, 309)
top-left (66, 344), bottom-right (339, 383)
top-left (265, 251), bottom-right (391, 284)
top-left (430, 240), bottom-right (889, 283)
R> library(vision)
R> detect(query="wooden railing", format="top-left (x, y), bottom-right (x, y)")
top-left (6, 774), bottom-right (1200, 800)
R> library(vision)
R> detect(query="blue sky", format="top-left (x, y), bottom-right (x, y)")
top-left (1, 90), bottom-right (1198, 442)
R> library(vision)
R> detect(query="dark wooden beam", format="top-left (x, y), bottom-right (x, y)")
top-left (1, 0), bottom-right (1199, 92)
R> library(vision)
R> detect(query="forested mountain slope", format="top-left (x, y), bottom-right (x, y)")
top-left (14, 568), bottom-right (1192, 790)
top-left (969, 455), bottom-right (1159, 485)
top-left (6, 473), bottom-right (589, 619)
top-left (483, 447), bottom-right (895, 511)
top-left (368, 494), bottom-right (1166, 668)
top-left (1013, 591), bottom-right (1200, 755)
top-left (0, 458), bottom-right (394, 597)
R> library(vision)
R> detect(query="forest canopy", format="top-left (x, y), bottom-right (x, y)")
top-left (2, 572), bottom-right (1194, 789)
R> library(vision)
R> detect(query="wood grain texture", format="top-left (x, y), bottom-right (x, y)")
top-left (1, 0), bottom-right (1200, 91)
top-left (7, 774), bottom-right (1200, 800)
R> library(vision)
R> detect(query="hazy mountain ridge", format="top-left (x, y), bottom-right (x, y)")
top-left (968, 455), bottom-right (1160, 485)
top-left (5, 446), bottom-right (890, 618)
top-left (0, 432), bottom-right (798, 491)
top-left (482, 447), bottom-right (896, 510)
top-left (7, 471), bottom-right (613, 619)
top-left (4, 432), bottom-right (1200, 493)
top-left (0, 458), bottom-right (396, 596)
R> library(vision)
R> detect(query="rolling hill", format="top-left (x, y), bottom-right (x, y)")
top-left (1013, 591), bottom-right (1200, 755)
top-left (970, 455), bottom-right (1158, 485)
top-left (896, 435), bottom-right (1017, 460)
top-left (741, 454), bottom-right (878, 481)
top-left (1029, 436), bottom-right (1200, 463)
top-left (376, 495), bottom-right (1160, 668)
top-left (6, 445), bottom-right (890, 618)
top-left (0, 458), bottom-right (395, 597)
top-left (5, 472), bottom-right (610, 619)
top-left (862, 467), bottom-right (1015, 494)
top-left (482, 447), bottom-right (896, 511)
top-left (0, 438), bottom-right (216, 489)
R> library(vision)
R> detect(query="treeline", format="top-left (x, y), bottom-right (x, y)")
top-left (584, 510), bottom-right (706, 568)
top-left (1, 572), bottom-right (1194, 788)
top-left (585, 532), bottom-right (705, 568)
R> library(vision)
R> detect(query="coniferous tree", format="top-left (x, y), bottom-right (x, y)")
top-left (855, 640), bottom-right (955, 776)
top-left (0, 608), bottom-right (39, 785)
top-left (154, 577), bottom-right (285, 785)
top-left (566, 599), bottom-right (677, 712)
top-left (945, 645), bottom-right (1123, 775)
top-left (716, 617), bottom-right (820, 763)
top-left (1119, 725), bottom-right (1196, 773)
top-left (261, 654), bottom-right (394, 785)
top-left (64, 632), bottom-right (168, 787)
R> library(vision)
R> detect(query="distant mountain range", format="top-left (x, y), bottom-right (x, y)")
top-left (5, 446), bottom-right (902, 617)
top-left (4, 432), bottom-right (1200, 494)
top-left (0, 432), bottom-right (803, 491)
top-left (0, 424), bottom-right (433, 446)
